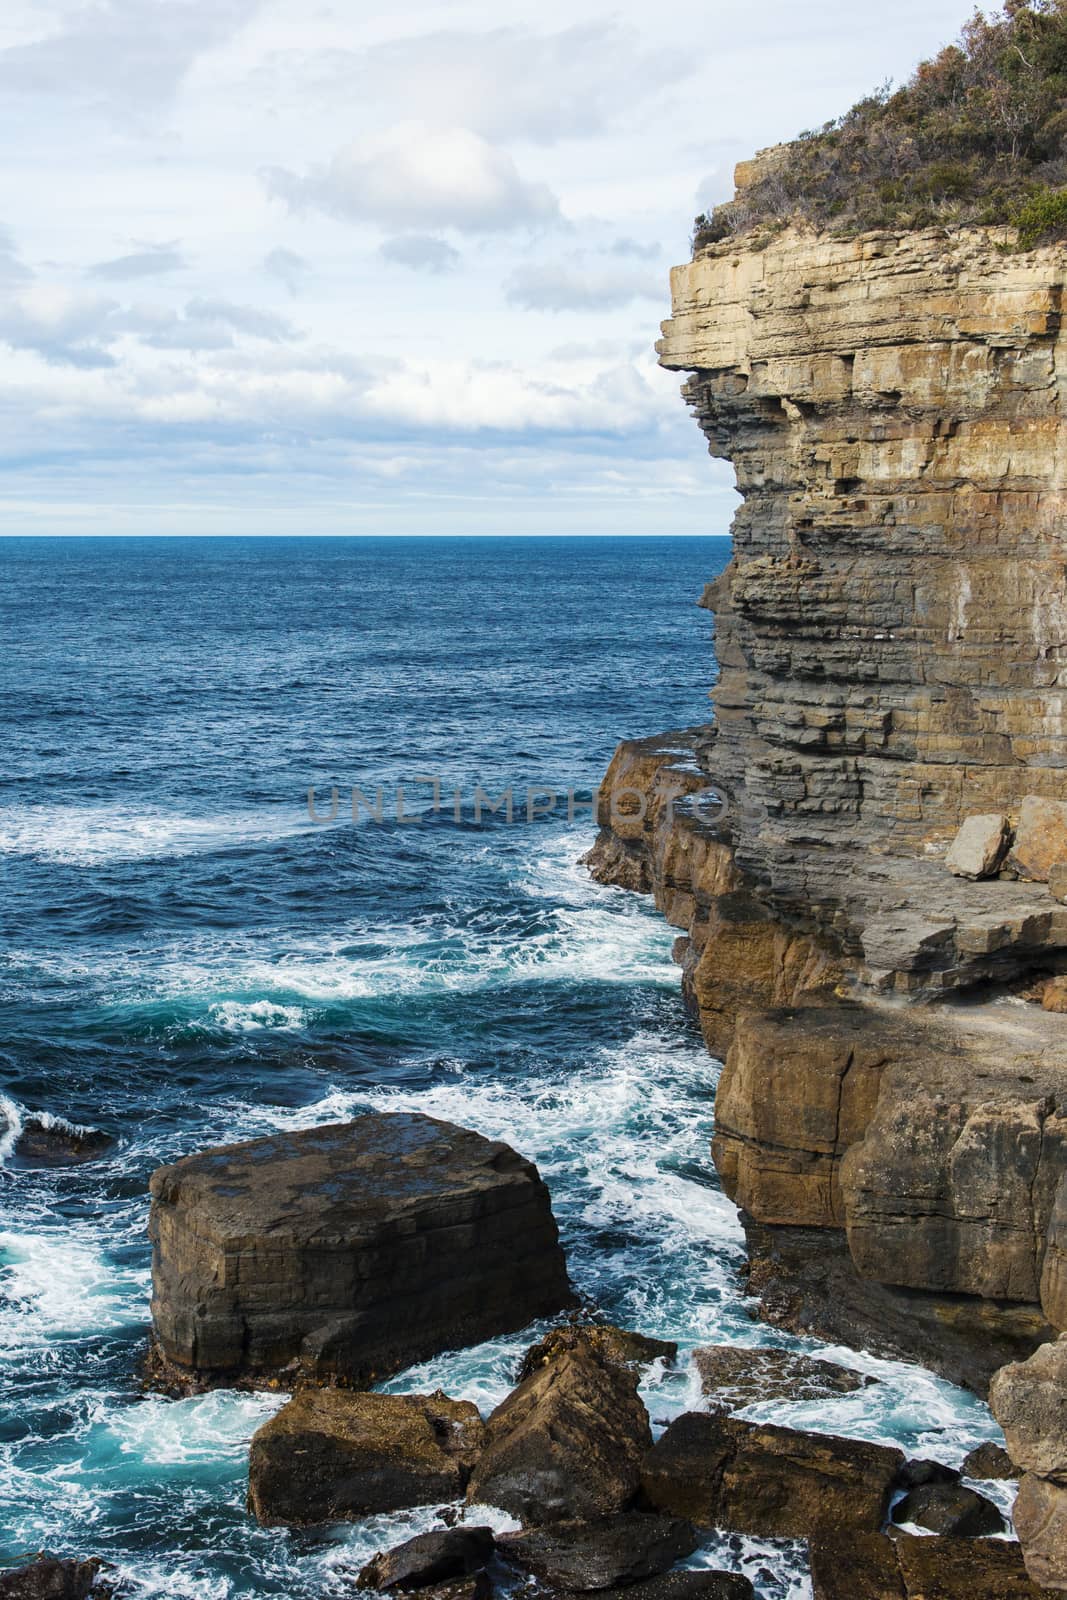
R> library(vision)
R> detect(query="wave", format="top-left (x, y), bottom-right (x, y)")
top-left (0, 802), bottom-right (322, 867)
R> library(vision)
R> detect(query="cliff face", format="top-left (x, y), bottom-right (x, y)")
top-left (660, 228), bottom-right (1067, 993)
top-left (586, 218), bottom-right (1067, 1584)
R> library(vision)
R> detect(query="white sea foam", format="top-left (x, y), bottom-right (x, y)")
top-left (0, 1230), bottom-right (144, 1352)
top-left (0, 1094), bottom-right (24, 1163)
top-left (207, 999), bottom-right (308, 1033)
top-left (0, 803), bottom-right (319, 866)
top-left (108, 1391), bottom-right (285, 1465)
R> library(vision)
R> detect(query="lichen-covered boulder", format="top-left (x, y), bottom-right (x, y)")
top-left (640, 1412), bottom-right (903, 1538)
top-left (248, 1387), bottom-right (485, 1526)
top-left (148, 1112), bottom-right (572, 1389)
top-left (465, 1342), bottom-right (652, 1524)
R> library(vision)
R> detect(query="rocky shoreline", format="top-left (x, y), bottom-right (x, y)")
top-left (582, 179), bottom-right (1067, 1591)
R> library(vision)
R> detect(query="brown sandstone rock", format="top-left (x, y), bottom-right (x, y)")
top-left (1041, 978), bottom-right (1067, 1014)
top-left (516, 1324), bottom-right (676, 1383)
top-left (890, 1478), bottom-right (1005, 1536)
top-left (894, 1533), bottom-right (1058, 1598)
top-left (247, 1388), bottom-right (485, 1527)
top-left (639, 1412), bottom-right (903, 1538)
top-left (989, 1339), bottom-right (1067, 1480)
top-left (466, 1343), bottom-right (651, 1524)
top-left (567, 1575), bottom-right (754, 1600)
top-left (1011, 799), bottom-right (1067, 885)
top-left (691, 1343), bottom-right (868, 1409)
top-left (1049, 864), bottom-right (1067, 904)
top-left (497, 1514), bottom-right (698, 1591)
top-left (946, 814), bottom-right (1011, 880)
top-left (357, 1527), bottom-right (495, 1592)
top-left (1012, 1473), bottom-right (1067, 1592)
top-left (960, 1440), bottom-right (1016, 1479)
top-left (1041, 1178), bottom-right (1067, 1331)
top-left (148, 1112), bottom-right (571, 1389)
top-left (743, 1217), bottom-right (1054, 1394)
top-left (807, 1527), bottom-right (905, 1600)
top-left (809, 1527), bottom-right (1058, 1599)
top-left (0, 1561), bottom-right (112, 1600)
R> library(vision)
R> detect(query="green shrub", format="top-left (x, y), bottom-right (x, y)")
top-left (1014, 183), bottom-right (1067, 242)
top-left (697, 1), bottom-right (1067, 247)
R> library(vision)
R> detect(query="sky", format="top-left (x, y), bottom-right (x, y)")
top-left (1, 0), bottom-right (979, 536)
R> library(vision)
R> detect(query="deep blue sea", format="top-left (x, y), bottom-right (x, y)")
top-left (0, 536), bottom-right (1004, 1599)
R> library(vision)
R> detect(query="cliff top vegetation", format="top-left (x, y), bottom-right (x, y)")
top-left (695, 0), bottom-right (1067, 250)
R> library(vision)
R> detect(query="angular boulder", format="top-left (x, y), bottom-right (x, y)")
top-left (357, 1527), bottom-right (495, 1592)
top-left (808, 1527), bottom-right (1056, 1599)
top-left (890, 1478), bottom-right (1005, 1536)
top-left (516, 1324), bottom-right (677, 1383)
top-left (149, 1112), bottom-right (572, 1388)
top-left (989, 1339), bottom-right (1067, 1480)
top-left (640, 1412), bottom-right (903, 1538)
top-left (0, 1562), bottom-right (111, 1600)
top-left (248, 1388), bottom-right (485, 1526)
top-left (1009, 797), bottom-right (1067, 884)
top-left (466, 1343), bottom-right (651, 1524)
top-left (946, 814), bottom-right (1011, 880)
top-left (497, 1513), bottom-right (698, 1591)
top-left (1012, 1473), bottom-right (1067, 1591)
top-left (691, 1344), bottom-right (868, 1409)
top-left (961, 1440), bottom-right (1016, 1479)
top-left (578, 1577), bottom-right (753, 1600)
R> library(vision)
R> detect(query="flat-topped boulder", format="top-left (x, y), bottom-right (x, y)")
top-left (148, 1112), bottom-right (572, 1389)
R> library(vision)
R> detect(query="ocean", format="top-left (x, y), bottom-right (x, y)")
top-left (0, 535), bottom-right (1003, 1598)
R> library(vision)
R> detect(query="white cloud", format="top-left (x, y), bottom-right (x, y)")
top-left (266, 123), bottom-right (560, 234)
top-left (0, 223), bottom-right (31, 286)
top-left (506, 258), bottom-right (665, 313)
top-left (380, 234), bottom-right (461, 275)
top-left (88, 242), bottom-right (186, 279)
top-left (282, 22), bottom-right (693, 146)
top-left (0, 0), bottom-right (263, 110)
top-left (262, 247), bottom-right (308, 295)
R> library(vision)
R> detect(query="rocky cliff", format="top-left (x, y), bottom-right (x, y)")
top-left (587, 205), bottom-right (1067, 1587)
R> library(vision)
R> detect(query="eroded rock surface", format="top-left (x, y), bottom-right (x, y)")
top-left (247, 1388), bottom-right (485, 1526)
top-left (466, 1342), bottom-right (651, 1524)
top-left (357, 1528), bottom-right (495, 1592)
top-left (497, 1514), bottom-right (698, 1592)
top-left (639, 1411), bottom-right (903, 1538)
top-left (691, 1344), bottom-right (868, 1409)
top-left (149, 1112), bottom-right (571, 1389)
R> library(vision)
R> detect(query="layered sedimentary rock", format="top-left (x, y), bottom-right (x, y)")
top-left (587, 195), bottom-right (1067, 1581)
top-left (148, 1112), bottom-right (571, 1389)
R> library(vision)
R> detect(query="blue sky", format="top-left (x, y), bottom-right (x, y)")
top-left (2, 0), bottom-right (976, 535)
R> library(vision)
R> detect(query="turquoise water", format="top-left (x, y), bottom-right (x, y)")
top-left (0, 536), bottom-right (1002, 1597)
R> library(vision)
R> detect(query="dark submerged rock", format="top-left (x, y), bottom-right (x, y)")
top-left (148, 1112), bottom-right (572, 1389)
top-left (466, 1344), bottom-right (651, 1524)
top-left (557, 1575), bottom-right (754, 1600)
top-left (357, 1527), bottom-right (495, 1592)
top-left (248, 1389), bottom-right (485, 1527)
top-left (498, 1513), bottom-right (698, 1591)
top-left (691, 1344), bottom-right (868, 1409)
top-left (10, 1118), bottom-right (114, 1169)
top-left (516, 1324), bottom-right (677, 1383)
top-left (890, 1479), bottom-right (1007, 1536)
top-left (0, 1559), bottom-right (111, 1599)
top-left (640, 1412), bottom-right (903, 1538)
top-left (960, 1440), bottom-right (1016, 1480)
